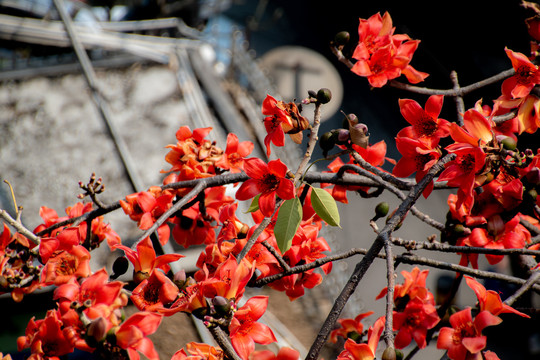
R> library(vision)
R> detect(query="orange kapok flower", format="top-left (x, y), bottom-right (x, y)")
top-left (437, 308), bottom-right (502, 360)
top-left (235, 158), bottom-right (295, 217)
top-left (215, 133), bottom-right (254, 173)
top-left (229, 296), bottom-right (277, 360)
top-left (330, 311), bottom-right (374, 343)
top-left (120, 186), bottom-right (175, 245)
top-left (336, 316), bottom-right (385, 360)
top-left (172, 342), bottom-right (224, 360)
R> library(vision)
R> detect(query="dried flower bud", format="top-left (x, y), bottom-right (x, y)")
top-left (349, 122), bottom-right (369, 148)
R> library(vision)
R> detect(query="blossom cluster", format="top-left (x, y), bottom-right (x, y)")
top-left (2, 6), bottom-right (540, 360)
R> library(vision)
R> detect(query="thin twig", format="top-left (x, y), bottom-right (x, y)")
top-left (130, 181), bottom-right (206, 250)
top-left (383, 232), bottom-right (395, 349)
top-left (329, 44), bottom-right (515, 97)
top-left (294, 102), bottom-right (322, 184)
top-left (0, 209), bottom-right (40, 245)
top-left (391, 237), bottom-right (540, 257)
top-left (388, 68), bottom-right (516, 96)
top-left (450, 71), bottom-right (465, 126)
top-left (261, 240), bottom-right (291, 272)
top-left (504, 269), bottom-right (540, 306)
top-left (339, 161), bottom-right (445, 231)
top-left (397, 253), bottom-right (540, 293)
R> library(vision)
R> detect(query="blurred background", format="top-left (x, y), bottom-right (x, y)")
top-left (0, 0), bottom-right (539, 359)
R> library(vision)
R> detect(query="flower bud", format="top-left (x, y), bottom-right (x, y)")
top-left (525, 167), bottom-right (540, 185)
top-left (111, 256), bottom-right (129, 280)
top-left (382, 347), bottom-right (397, 360)
top-left (86, 317), bottom-right (108, 345)
top-left (316, 88), bottom-right (332, 104)
top-left (319, 131), bottom-right (336, 151)
top-left (487, 214), bottom-right (504, 236)
top-left (500, 136), bottom-right (517, 151)
top-left (334, 31), bottom-right (350, 46)
top-left (174, 269), bottom-right (187, 288)
top-left (336, 129), bottom-right (350, 144)
top-left (349, 123), bottom-right (369, 148)
top-left (212, 296), bottom-right (232, 317)
top-left (372, 202), bottom-right (389, 221)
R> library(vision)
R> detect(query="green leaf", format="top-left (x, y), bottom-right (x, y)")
top-left (245, 195), bottom-right (260, 213)
top-left (311, 186), bottom-right (341, 227)
top-left (274, 197), bottom-right (303, 253)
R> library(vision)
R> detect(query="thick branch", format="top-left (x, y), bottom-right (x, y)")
top-left (305, 153), bottom-right (453, 360)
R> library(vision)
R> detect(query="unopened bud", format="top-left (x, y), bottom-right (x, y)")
top-left (87, 317), bottom-right (108, 344)
top-left (334, 31), bottom-right (350, 46)
top-left (174, 269), bottom-right (187, 288)
top-left (336, 129), bottom-right (350, 144)
top-left (111, 256), bottom-right (129, 280)
top-left (319, 131), bottom-right (336, 151)
top-left (382, 347), bottom-right (397, 360)
top-left (316, 88), bottom-right (332, 104)
top-left (212, 296), bottom-right (232, 317)
top-left (500, 136), bottom-right (517, 151)
top-left (526, 167), bottom-right (540, 185)
top-left (372, 202), bottom-right (389, 221)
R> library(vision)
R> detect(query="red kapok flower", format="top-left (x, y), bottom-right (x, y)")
top-left (393, 136), bottom-right (441, 198)
top-left (114, 236), bottom-right (184, 284)
top-left (236, 158), bottom-right (295, 217)
top-left (261, 95), bottom-right (310, 156)
top-left (41, 245), bottom-right (91, 286)
top-left (131, 269), bottom-right (180, 312)
top-left (115, 311), bottom-right (163, 360)
top-left (250, 347), bottom-right (300, 360)
top-left (229, 296), bottom-right (277, 360)
top-left (503, 48), bottom-right (540, 99)
top-left (464, 276), bottom-right (530, 318)
top-left (393, 297), bottom-right (440, 349)
top-left (437, 308), bottom-right (502, 360)
top-left (397, 95), bottom-right (450, 147)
